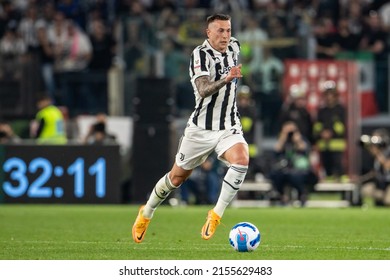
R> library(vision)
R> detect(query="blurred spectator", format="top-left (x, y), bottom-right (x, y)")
top-left (155, 5), bottom-right (178, 41)
top-left (160, 37), bottom-right (192, 116)
top-left (237, 85), bottom-right (259, 179)
top-left (378, 1), bottom-right (390, 32)
top-left (17, 4), bottom-right (42, 54)
top-left (33, 95), bottom-right (67, 144)
top-left (313, 81), bottom-right (347, 181)
top-left (360, 10), bottom-right (389, 113)
top-left (314, 17), bottom-right (338, 59)
top-left (122, 1), bottom-right (154, 74)
top-left (88, 18), bottom-right (116, 71)
top-left (161, 37), bottom-right (186, 81)
top-left (341, 0), bottom-right (365, 38)
top-left (148, 0), bottom-right (176, 13)
top-left (83, 113), bottom-right (117, 145)
top-left (269, 121), bottom-right (313, 206)
top-left (279, 84), bottom-right (313, 144)
top-left (0, 23), bottom-right (27, 80)
top-left (56, 0), bottom-right (86, 30)
top-left (259, 1), bottom-right (286, 32)
top-left (251, 47), bottom-right (284, 137)
top-left (236, 42), bottom-right (252, 86)
top-left (174, 45), bottom-right (194, 117)
top-left (236, 13), bottom-right (268, 81)
top-left (210, 0), bottom-right (248, 31)
top-left (47, 11), bottom-right (68, 48)
top-left (0, 121), bottom-right (21, 144)
top-left (85, 0), bottom-right (112, 28)
top-left (55, 20), bottom-right (92, 115)
top-left (12, 0), bottom-right (29, 13)
top-left (360, 128), bottom-right (390, 207)
top-left (54, 21), bottom-right (92, 73)
top-left (266, 16), bottom-right (297, 60)
top-left (36, 23), bottom-right (57, 102)
top-left (335, 17), bottom-right (362, 54)
top-left (177, 10), bottom-right (204, 45)
top-left (46, 10), bottom-right (68, 102)
top-left (0, 1), bottom-right (21, 38)
top-left (123, 20), bottom-right (145, 73)
top-left (314, 0), bottom-right (340, 24)
top-left (87, 18), bottom-right (117, 114)
top-left (40, 1), bottom-right (57, 27)
top-left (283, 0), bottom-right (306, 36)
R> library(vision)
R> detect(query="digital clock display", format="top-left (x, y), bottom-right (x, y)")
top-left (0, 145), bottom-right (121, 203)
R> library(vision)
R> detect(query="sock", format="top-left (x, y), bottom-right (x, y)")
top-left (213, 164), bottom-right (248, 217)
top-left (143, 173), bottom-right (179, 219)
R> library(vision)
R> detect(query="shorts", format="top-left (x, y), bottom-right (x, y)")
top-left (175, 121), bottom-right (248, 170)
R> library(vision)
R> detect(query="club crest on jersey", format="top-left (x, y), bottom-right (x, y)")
top-left (218, 65), bottom-right (232, 75)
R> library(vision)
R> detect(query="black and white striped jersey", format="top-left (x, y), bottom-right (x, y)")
top-left (188, 37), bottom-right (241, 131)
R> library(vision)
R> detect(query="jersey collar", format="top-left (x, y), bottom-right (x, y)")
top-left (204, 39), bottom-right (229, 56)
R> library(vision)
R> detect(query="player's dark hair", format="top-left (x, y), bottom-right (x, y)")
top-left (206, 14), bottom-right (231, 25)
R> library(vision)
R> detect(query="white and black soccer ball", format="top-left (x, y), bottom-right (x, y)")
top-left (229, 222), bottom-right (261, 252)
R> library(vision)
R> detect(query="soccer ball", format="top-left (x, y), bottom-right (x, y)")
top-left (229, 222), bottom-right (261, 252)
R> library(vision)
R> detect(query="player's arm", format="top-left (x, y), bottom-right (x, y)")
top-left (195, 64), bottom-right (242, 98)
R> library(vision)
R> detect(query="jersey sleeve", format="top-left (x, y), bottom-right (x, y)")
top-left (190, 47), bottom-right (210, 82)
top-left (230, 37), bottom-right (241, 53)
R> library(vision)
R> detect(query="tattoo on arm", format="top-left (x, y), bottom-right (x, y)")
top-left (195, 76), bottom-right (227, 98)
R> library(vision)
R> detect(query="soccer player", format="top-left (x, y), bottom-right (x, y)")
top-left (132, 14), bottom-right (248, 243)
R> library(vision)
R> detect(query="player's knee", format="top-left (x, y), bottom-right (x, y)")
top-left (230, 155), bottom-right (249, 166)
top-left (224, 144), bottom-right (250, 166)
top-left (170, 176), bottom-right (185, 187)
top-left (169, 173), bottom-right (191, 187)
top-left (169, 164), bottom-right (193, 187)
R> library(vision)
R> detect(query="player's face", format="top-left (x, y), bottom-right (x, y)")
top-left (207, 19), bottom-right (231, 53)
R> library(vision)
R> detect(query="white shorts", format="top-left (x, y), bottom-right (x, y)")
top-left (175, 121), bottom-right (248, 170)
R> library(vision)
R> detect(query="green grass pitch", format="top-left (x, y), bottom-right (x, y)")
top-left (0, 205), bottom-right (389, 260)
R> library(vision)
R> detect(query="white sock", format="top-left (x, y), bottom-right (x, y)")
top-left (213, 164), bottom-right (248, 217)
top-left (143, 173), bottom-right (179, 219)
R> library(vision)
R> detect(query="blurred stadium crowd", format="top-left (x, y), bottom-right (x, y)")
top-left (1, 0), bottom-right (390, 206)
top-left (0, 0), bottom-right (389, 120)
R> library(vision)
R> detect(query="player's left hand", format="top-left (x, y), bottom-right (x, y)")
top-left (225, 64), bottom-right (242, 83)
